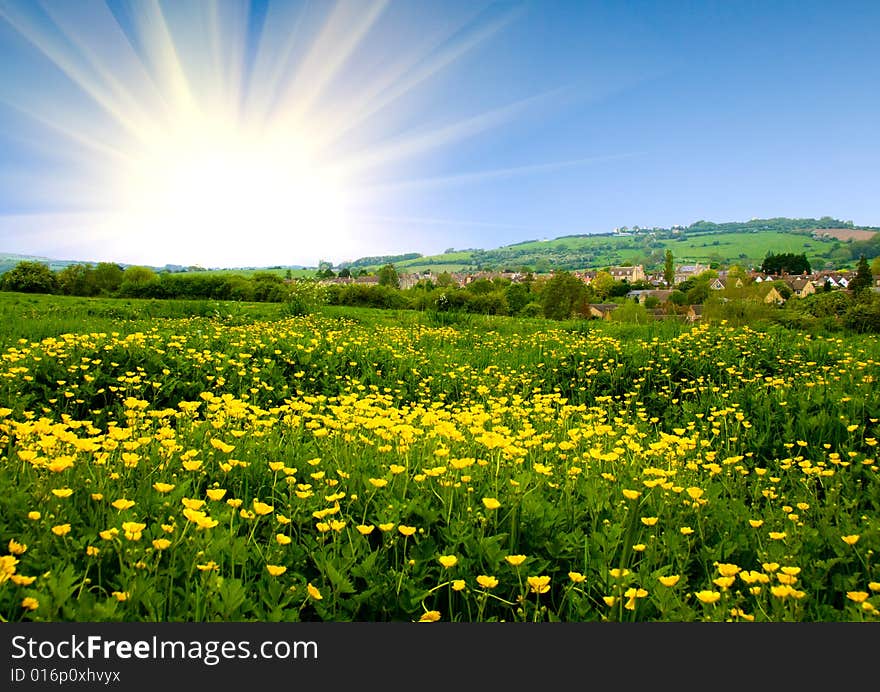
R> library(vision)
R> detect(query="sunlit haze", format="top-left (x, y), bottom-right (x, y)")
top-left (1, 0), bottom-right (878, 268)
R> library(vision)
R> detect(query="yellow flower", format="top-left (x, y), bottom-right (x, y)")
top-left (197, 561), bottom-right (219, 572)
top-left (112, 591), bottom-right (129, 602)
top-left (527, 575), bottom-right (551, 594)
top-left (771, 585), bottom-right (794, 599)
top-left (275, 533), bottom-right (292, 545)
top-left (51, 523), bottom-right (71, 537)
top-left (266, 564), bottom-right (287, 577)
top-left (686, 487), bottom-right (704, 500)
top-left (210, 439), bottom-right (235, 453)
top-left (658, 575), bottom-right (680, 587)
top-left (482, 497), bottom-right (501, 510)
top-left (181, 498), bottom-right (205, 511)
top-left (768, 531), bottom-right (787, 540)
top-left (846, 591), bottom-right (869, 603)
top-left (307, 583), bottom-right (323, 600)
top-left (568, 571), bottom-right (586, 584)
top-left (451, 579), bottom-right (466, 591)
top-left (226, 498), bottom-right (243, 508)
top-left (11, 574), bottom-right (36, 586)
top-left (622, 489), bottom-right (641, 501)
top-left (438, 555), bottom-right (458, 568)
top-left (505, 554), bottom-right (527, 567)
top-left (398, 525), bottom-right (416, 537)
top-left (356, 524), bottom-right (375, 535)
top-left (368, 478), bottom-right (388, 488)
top-left (8, 539), bottom-right (27, 555)
top-left (609, 568), bottom-right (630, 579)
top-left (206, 489), bottom-right (227, 501)
top-left (152, 538), bottom-right (171, 550)
top-left (86, 546), bottom-right (100, 557)
top-left (716, 563), bottom-right (740, 578)
top-left (748, 519), bottom-right (764, 528)
top-left (476, 575), bottom-right (499, 589)
top-left (153, 482), bottom-right (175, 493)
top-left (419, 610), bottom-right (441, 622)
top-left (28, 511), bottom-right (41, 521)
top-left (253, 500), bottom-right (274, 516)
top-left (713, 576), bottom-right (736, 589)
top-left (841, 534), bottom-right (860, 545)
top-left (868, 582), bottom-right (880, 592)
top-left (121, 522), bottom-right (146, 541)
top-left (99, 528), bottom-right (118, 541)
top-left (695, 590), bottom-right (721, 604)
top-left (111, 498), bottom-right (135, 511)
top-left (378, 522), bottom-right (395, 532)
top-left (22, 596), bottom-right (39, 611)
top-left (679, 527), bottom-right (694, 536)
top-left (640, 517), bottom-right (658, 526)
top-left (602, 596), bottom-right (616, 607)
top-left (52, 488), bottom-right (74, 498)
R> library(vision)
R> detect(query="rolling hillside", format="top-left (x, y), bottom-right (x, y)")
top-left (341, 218), bottom-right (878, 274)
top-left (2, 217), bottom-right (877, 277)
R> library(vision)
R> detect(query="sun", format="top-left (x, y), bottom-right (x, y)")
top-left (113, 118), bottom-right (350, 267)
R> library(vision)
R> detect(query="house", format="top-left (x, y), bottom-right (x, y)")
top-left (709, 275), bottom-right (745, 291)
top-left (609, 265), bottom-right (646, 283)
top-left (574, 270), bottom-right (598, 285)
top-left (587, 304), bottom-right (619, 320)
top-left (785, 277), bottom-right (816, 298)
top-left (758, 285), bottom-right (786, 305)
top-left (627, 289), bottom-right (674, 305)
top-left (674, 263), bottom-right (711, 285)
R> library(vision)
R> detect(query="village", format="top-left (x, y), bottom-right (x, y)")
top-left (315, 260), bottom-right (879, 322)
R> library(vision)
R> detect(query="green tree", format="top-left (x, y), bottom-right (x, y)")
top-left (541, 271), bottom-right (587, 320)
top-left (761, 252), bottom-right (811, 275)
top-left (122, 265), bottom-right (158, 285)
top-left (591, 270), bottom-right (614, 300)
top-left (663, 249), bottom-right (675, 288)
top-left (377, 264), bottom-right (400, 289)
top-left (93, 262), bottom-right (124, 294)
top-left (0, 261), bottom-right (58, 293)
top-left (57, 263), bottom-right (98, 296)
top-left (850, 255), bottom-right (873, 295)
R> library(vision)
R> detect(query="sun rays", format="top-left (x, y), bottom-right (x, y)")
top-left (0, 0), bottom-right (541, 266)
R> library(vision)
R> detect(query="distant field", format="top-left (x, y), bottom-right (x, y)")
top-left (357, 230), bottom-right (837, 274)
top-left (813, 228), bottom-right (877, 242)
top-left (665, 231), bottom-right (830, 266)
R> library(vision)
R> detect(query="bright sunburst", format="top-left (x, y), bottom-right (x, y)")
top-left (0, 0), bottom-right (532, 267)
top-left (115, 118), bottom-right (349, 266)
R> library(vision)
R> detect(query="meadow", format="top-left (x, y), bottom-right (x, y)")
top-left (0, 293), bottom-right (878, 622)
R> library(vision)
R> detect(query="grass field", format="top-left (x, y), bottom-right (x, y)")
top-left (1, 293), bottom-right (878, 622)
top-left (356, 230), bottom-right (838, 274)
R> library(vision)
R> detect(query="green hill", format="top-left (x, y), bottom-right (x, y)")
top-left (343, 217), bottom-right (878, 274)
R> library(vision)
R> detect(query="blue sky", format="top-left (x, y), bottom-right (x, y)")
top-left (0, 0), bottom-right (878, 268)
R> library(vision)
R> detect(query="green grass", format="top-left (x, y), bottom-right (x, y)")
top-left (0, 292), bottom-right (287, 349)
top-left (1, 296), bottom-right (878, 622)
